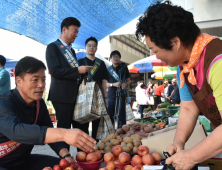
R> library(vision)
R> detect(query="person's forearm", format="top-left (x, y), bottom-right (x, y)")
top-left (173, 102), bottom-right (199, 144)
top-left (106, 82), bottom-right (111, 87)
top-left (188, 124), bottom-right (222, 163)
top-left (102, 80), bottom-right (107, 98)
top-left (170, 90), bottom-right (174, 98)
top-left (44, 128), bottom-right (66, 144)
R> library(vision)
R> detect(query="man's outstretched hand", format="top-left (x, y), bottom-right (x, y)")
top-left (63, 129), bottom-right (97, 152)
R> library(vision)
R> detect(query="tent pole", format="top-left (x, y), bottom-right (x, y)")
top-left (144, 73), bottom-right (145, 83)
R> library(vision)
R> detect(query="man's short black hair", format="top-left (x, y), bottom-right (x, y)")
top-left (61, 17), bottom-right (81, 32)
top-left (0, 55), bottom-right (6, 66)
top-left (110, 50), bottom-right (121, 58)
top-left (135, 1), bottom-right (200, 50)
top-left (15, 56), bottom-right (46, 78)
top-left (85, 37), bottom-right (98, 46)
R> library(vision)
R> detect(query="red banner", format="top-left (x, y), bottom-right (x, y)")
top-left (0, 141), bottom-right (21, 158)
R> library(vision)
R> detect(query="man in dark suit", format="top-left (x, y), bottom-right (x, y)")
top-left (46, 17), bottom-right (92, 151)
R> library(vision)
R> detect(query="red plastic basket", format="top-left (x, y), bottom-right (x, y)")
top-left (77, 159), bottom-right (103, 170)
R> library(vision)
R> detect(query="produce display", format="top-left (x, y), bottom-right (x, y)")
top-left (157, 102), bottom-right (171, 109)
top-left (143, 106), bottom-right (152, 113)
top-left (99, 145), bottom-right (162, 170)
top-left (164, 121), bottom-right (177, 128)
top-left (76, 150), bottom-right (102, 163)
top-left (136, 117), bottom-right (168, 126)
top-left (43, 159), bottom-right (80, 170)
top-left (143, 102), bottom-right (177, 118)
top-left (97, 122), bottom-right (165, 154)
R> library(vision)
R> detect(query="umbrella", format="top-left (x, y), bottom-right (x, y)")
top-left (134, 55), bottom-right (157, 68)
top-left (129, 66), bottom-right (141, 73)
top-left (151, 59), bottom-right (168, 66)
top-left (151, 70), bottom-right (177, 79)
top-left (128, 55), bottom-right (169, 73)
top-left (169, 66), bottom-right (177, 71)
top-left (138, 66), bottom-right (153, 73)
top-left (152, 66), bottom-right (169, 72)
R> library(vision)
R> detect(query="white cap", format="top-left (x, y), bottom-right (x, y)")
top-left (172, 78), bottom-right (177, 83)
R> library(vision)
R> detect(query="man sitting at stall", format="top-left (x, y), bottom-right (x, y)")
top-left (0, 56), bottom-right (96, 170)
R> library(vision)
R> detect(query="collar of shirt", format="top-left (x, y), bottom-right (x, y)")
top-left (112, 64), bottom-right (121, 71)
top-left (59, 38), bottom-right (72, 52)
top-left (0, 66), bottom-right (5, 72)
top-left (13, 88), bottom-right (36, 108)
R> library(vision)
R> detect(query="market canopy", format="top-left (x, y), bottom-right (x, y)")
top-left (0, 0), bottom-right (158, 49)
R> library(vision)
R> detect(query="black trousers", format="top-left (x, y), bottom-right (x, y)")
top-left (80, 118), bottom-right (101, 142)
top-left (107, 98), bottom-right (126, 128)
top-left (153, 95), bottom-right (161, 110)
top-left (52, 101), bottom-right (84, 151)
top-left (139, 105), bottom-right (149, 119)
top-left (172, 99), bottom-right (180, 105)
top-left (0, 154), bottom-right (60, 170)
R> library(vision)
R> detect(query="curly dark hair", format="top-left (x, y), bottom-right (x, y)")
top-left (135, 1), bottom-right (200, 50)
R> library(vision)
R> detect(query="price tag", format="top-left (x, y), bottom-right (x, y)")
top-left (77, 93), bottom-right (86, 103)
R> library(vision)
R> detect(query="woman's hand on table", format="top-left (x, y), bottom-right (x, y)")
top-left (166, 140), bottom-right (184, 155)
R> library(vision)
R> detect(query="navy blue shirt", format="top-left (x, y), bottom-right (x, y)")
top-left (0, 88), bottom-right (66, 168)
top-left (107, 64), bottom-right (130, 99)
top-left (172, 84), bottom-right (180, 101)
top-left (167, 84), bottom-right (175, 97)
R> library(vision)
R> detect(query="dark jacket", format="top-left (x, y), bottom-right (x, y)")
top-left (46, 39), bottom-right (79, 103)
top-left (0, 88), bottom-right (66, 168)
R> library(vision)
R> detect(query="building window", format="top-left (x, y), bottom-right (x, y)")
top-left (117, 40), bottom-right (122, 48)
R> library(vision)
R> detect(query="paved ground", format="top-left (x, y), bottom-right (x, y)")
top-left (31, 110), bottom-right (141, 168)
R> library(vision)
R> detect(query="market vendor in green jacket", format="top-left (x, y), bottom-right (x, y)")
top-left (136, 1), bottom-right (222, 170)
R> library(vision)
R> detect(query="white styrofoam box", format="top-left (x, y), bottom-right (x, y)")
top-left (168, 117), bottom-right (179, 124)
top-left (143, 165), bottom-right (209, 170)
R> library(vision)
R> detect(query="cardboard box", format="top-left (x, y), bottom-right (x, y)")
top-left (142, 122), bottom-right (207, 159)
top-left (200, 158), bottom-right (222, 170)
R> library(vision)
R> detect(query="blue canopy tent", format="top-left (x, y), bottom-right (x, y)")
top-left (0, 0), bottom-right (158, 49)
top-left (4, 58), bottom-right (18, 77)
top-left (76, 52), bottom-right (86, 60)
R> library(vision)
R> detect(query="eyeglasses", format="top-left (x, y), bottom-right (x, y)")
top-left (111, 56), bottom-right (120, 59)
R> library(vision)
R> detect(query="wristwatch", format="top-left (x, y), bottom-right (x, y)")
top-left (110, 83), bottom-right (113, 87)
top-left (63, 153), bottom-right (73, 159)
